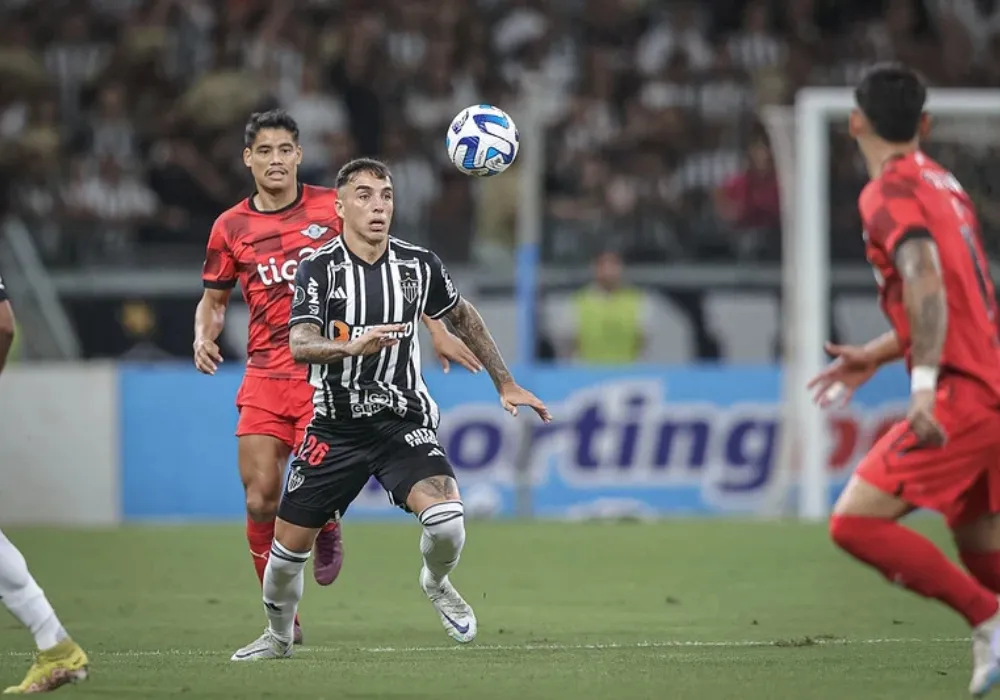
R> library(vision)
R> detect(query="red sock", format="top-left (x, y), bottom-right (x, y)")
top-left (961, 550), bottom-right (1000, 594)
top-left (246, 516), bottom-right (300, 627)
top-left (830, 515), bottom-right (999, 627)
top-left (246, 516), bottom-right (275, 585)
top-left (321, 521), bottom-right (338, 534)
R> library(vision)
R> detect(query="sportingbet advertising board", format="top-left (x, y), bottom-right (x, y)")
top-left (118, 364), bottom-right (909, 521)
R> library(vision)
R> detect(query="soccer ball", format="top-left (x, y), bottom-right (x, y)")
top-left (445, 104), bottom-right (519, 177)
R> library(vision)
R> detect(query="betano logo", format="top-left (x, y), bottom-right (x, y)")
top-left (330, 321), bottom-right (415, 341)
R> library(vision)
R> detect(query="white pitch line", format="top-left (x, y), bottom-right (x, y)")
top-left (0, 637), bottom-right (969, 659)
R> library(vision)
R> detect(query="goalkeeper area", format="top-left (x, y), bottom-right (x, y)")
top-left (0, 520), bottom-right (973, 700)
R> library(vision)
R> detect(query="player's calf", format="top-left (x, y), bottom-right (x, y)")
top-left (407, 477), bottom-right (476, 643)
top-left (238, 435), bottom-right (289, 582)
top-left (954, 514), bottom-right (1000, 595)
top-left (830, 477), bottom-right (999, 628)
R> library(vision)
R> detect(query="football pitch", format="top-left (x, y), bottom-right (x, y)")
top-left (0, 519), bottom-right (975, 699)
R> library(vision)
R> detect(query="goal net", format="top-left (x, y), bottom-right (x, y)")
top-left (760, 88), bottom-right (1000, 521)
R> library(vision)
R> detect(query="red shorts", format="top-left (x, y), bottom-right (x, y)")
top-left (235, 375), bottom-right (314, 451)
top-left (856, 376), bottom-right (1000, 528)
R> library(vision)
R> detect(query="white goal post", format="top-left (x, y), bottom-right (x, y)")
top-left (776, 87), bottom-right (1000, 522)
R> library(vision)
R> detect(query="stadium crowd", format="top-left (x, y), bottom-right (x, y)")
top-left (2, 0), bottom-right (1000, 272)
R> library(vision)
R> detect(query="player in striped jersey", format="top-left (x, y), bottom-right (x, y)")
top-left (231, 158), bottom-right (551, 660)
top-left (0, 276), bottom-right (90, 693)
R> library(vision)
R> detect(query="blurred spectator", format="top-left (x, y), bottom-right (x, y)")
top-left (556, 250), bottom-right (651, 364)
top-left (287, 61), bottom-right (348, 183)
top-left (713, 136), bottom-right (781, 260)
top-left (117, 300), bottom-right (173, 360)
top-left (0, 0), bottom-right (997, 279)
top-left (64, 155), bottom-right (162, 261)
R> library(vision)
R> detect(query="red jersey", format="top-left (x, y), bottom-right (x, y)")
top-left (859, 151), bottom-right (1000, 399)
top-left (202, 184), bottom-right (342, 379)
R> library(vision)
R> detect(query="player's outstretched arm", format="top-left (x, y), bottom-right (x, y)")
top-left (445, 298), bottom-right (551, 422)
top-left (422, 314), bottom-right (483, 374)
top-left (896, 233), bottom-right (948, 446)
top-left (289, 322), bottom-right (402, 364)
top-left (860, 330), bottom-right (904, 366)
top-left (0, 300), bottom-right (15, 376)
top-left (808, 331), bottom-right (902, 407)
top-left (193, 288), bottom-right (230, 375)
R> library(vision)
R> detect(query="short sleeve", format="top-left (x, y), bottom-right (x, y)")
top-left (202, 218), bottom-right (237, 289)
top-left (0, 272), bottom-right (7, 302)
top-left (424, 252), bottom-right (461, 319)
top-left (863, 177), bottom-right (928, 255)
top-left (289, 256), bottom-right (329, 328)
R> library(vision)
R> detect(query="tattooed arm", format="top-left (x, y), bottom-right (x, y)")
top-left (289, 323), bottom-right (354, 364)
top-left (444, 298), bottom-right (513, 390)
top-left (289, 322), bottom-right (402, 364)
top-left (895, 232), bottom-right (947, 370)
top-left (895, 230), bottom-right (948, 445)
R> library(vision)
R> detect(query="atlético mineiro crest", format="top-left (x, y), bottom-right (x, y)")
top-left (300, 224), bottom-right (329, 240)
top-left (286, 467), bottom-right (304, 493)
top-left (400, 272), bottom-right (420, 304)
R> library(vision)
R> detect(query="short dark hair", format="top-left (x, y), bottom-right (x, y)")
top-left (244, 109), bottom-right (300, 148)
top-left (335, 158), bottom-right (392, 188)
top-left (854, 63), bottom-right (927, 143)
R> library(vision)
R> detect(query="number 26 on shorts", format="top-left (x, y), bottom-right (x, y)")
top-left (298, 434), bottom-right (329, 467)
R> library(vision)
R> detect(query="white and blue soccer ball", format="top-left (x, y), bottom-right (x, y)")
top-left (446, 104), bottom-right (519, 177)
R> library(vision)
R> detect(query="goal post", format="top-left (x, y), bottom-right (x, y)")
top-left (772, 87), bottom-right (1000, 522)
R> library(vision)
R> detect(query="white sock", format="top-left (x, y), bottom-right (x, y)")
top-left (0, 529), bottom-right (67, 651)
top-left (419, 501), bottom-right (466, 587)
top-left (263, 541), bottom-right (309, 643)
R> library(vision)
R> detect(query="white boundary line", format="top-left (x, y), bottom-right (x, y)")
top-left (0, 637), bottom-right (969, 659)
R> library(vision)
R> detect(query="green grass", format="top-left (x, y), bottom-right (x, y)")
top-left (0, 519), bottom-right (977, 699)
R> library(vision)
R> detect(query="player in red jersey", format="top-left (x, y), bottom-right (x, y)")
top-left (193, 110), bottom-right (482, 645)
top-left (808, 64), bottom-right (1000, 696)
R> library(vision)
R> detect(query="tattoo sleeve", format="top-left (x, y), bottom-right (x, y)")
top-left (445, 298), bottom-right (513, 390)
top-left (895, 232), bottom-right (947, 368)
top-left (289, 323), bottom-right (352, 364)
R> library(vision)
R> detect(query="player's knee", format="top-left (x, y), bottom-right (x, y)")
top-left (828, 514), bottom-right (851, 550)
top-left (418, 501), bottom-right (466, 553)
top-left (245, 490), bottom-right (279, 521)
top-left (829, 514), bottom-right (877, 554)
top-left (267, 541), bottom-right (310, 581)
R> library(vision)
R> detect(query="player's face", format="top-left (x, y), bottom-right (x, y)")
top-left (243, 128), bottom-right (302, 192)
top-left (335, 171), bottom-right (394, 245)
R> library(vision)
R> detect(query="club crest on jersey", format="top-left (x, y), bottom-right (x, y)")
top-left (286, 467), bottom-right (304, 493)
top-left (400, 271), bottom-right (420, 304)
top-left (300, 224), bottom-right (329, 240)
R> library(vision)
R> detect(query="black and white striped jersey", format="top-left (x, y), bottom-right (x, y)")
top-left (289, 236), bottom-right (461, 429)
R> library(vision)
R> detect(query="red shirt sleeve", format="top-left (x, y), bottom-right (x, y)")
top-left (862, 175), bottom-right (928, 254)
top-left (202, 217), bottom-right (237, 289)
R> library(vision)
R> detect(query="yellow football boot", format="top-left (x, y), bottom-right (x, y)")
top-left (3, 639), bottom-right (88, 694)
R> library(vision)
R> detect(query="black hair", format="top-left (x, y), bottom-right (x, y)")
top-left (244, 109), bottom-right (300, 148)
top-left (854, 63), bottom-right (927, 143)
top-left (335, 157), bottom-right (392, 188)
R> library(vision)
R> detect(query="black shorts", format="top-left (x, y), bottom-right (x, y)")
top-left (277, 416), bottom-right (456, 528)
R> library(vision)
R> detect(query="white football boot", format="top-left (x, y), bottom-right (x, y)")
top-left (970, 601), bottom-right (1000, 696)
top-left (230, 628), bottom-right (293, 662)
top-left (420, 566), bottom-right (477, 644)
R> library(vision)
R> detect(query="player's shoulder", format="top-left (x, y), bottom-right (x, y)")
top-left (859, 159), bottom-right (925, 215)
top-left (303, 184), bottom-right (338, 204)
top-left (390, 237), bottom-right (441, 263)
top-left (302, 235), bottom-right (346, 267)
top-left (210, 198), bottom-right (251, 235)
